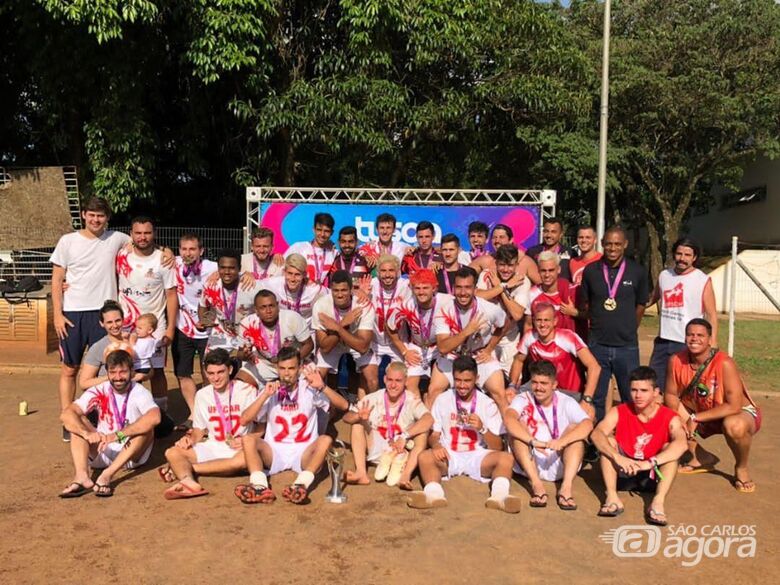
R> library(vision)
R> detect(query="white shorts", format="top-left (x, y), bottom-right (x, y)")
top-left (444, 448), bottom-right (491, 483)
top-left (366, 429), bottom-right (391, 464)
top-left (435, 356), bottom-right (503, 387)
top-left (89, 439), bottom-right (152, 470)
top-left (193, 440), bottom-right (241, 463)
top-left (240, 359), bottom-right (278, 386)
top-left (316, 347), bottom-right (373, 374)
top-left (367, 342), bottom-right (403, 366)
top-left (267, 441), bottom-right (313, 475)
top-left (496, 339), bottom-right (518, 376)
top-left (404, 344), bottom-right (440, 378)
top-left (512, 446), bottom-right (567, 482)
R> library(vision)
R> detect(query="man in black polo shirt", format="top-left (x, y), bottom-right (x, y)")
top-left (527, 216), bottom-right (578, 281)
top-left (579, 226), bottom-right (649, 421)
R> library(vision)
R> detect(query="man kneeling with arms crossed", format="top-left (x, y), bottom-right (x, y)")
top-left (234, 347), bottom-right (350, 505)
top-left (503, 360), bottom-right (593, 510)
top-left (591, 366), bottom-right (687, 525)
top-left (344, 361), bottom-right (433, 490)
top-left (407, 356), bottom-right (522, 513)
top-left (60, 350), bottom-right (160, 498)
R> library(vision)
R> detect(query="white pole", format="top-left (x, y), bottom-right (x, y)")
top-left (596, 0), bottom-right (612, 251)
top-left (728, 235), bottom-right (737, 357)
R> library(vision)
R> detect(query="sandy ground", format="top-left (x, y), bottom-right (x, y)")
top-left (0, 364), bottom-right (777, 585)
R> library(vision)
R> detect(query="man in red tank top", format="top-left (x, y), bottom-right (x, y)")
top-left (664, 318), bottom-right (761, 493)
top-left (591, 367), bottom-right (687, 526)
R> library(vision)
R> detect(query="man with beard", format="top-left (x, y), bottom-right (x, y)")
top-left (436, 233), bottom-right (465, 296)
top-left (260, 254), bottom-right (327, 329)
top-left (527, 217), bottom-right (578, 281)
top-left (59, 350), bottom-right (160, 498)
top-left (233, 348), bottom-right (350, 504)
top-left (241, 227), bottom-right (284, 280)
top-left (648, 237), bottom-right (717, 391)
top-left (329, 226), bottom-right (370, 287)
top-left (285, 213), bottom-right (337, 286)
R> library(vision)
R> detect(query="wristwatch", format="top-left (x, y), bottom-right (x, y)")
top-left (582, 395), bottom-right (594, 404)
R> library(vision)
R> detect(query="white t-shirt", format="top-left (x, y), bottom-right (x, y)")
top-left (199, 279), bottom-right (262, 351)
top-left (363, 240), bottom-right (408, 264)
top-left (432, 389), bottom-right (502, 452)
top-left (657, 268), bottom-right (710, 343)
top-left (239, 310), bottom-right (311, 367)
top-left (285, 241), bottom-right (337, 285)
top-left (192, 381), bottom-right (257, 441)
top-left (175, 257), bottom-right (218, 339)
top-left (50, 230), bottom-right (130, 311)
top-left (117, 248), bottom-right (176, 331)
top-left (258, 378), bottom-right (330, 445)
top-left (360, 389), bottom-right (429, 439)
top-left (311, 294), bottom-right (376, 353)
top-left (477, 271), bottom-right (530, 346)
top-left (259, 276), bottom-right (327, 329)
top-left (509, 391), bottom-right (588, 443)
top-left (241, 253), bottom-right (284, 280)
top-left (133, 336), bottom-right (159, 370)
top-left (387, 293), bottom-right (448, 349)
top-left (74, 381), bottom-right (158, 433)
top-left (370, 277), bottom-right (412, 353)
top-left (433, 296), bottom-right (506, 358)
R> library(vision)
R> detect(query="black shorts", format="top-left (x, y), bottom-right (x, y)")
top-left (172, 330), bottom-right (208, 377)
top-left (59, 310), bottom-right (106, 366)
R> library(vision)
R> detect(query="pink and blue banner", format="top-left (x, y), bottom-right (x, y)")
top-left (260, 202), bottom-right (541, 254)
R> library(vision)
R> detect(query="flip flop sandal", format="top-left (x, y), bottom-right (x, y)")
top-left (385, 452), bottom-right (409, 487)
top-left (597, 502), bottom-right (625, 517)
top-left (485, 495), bottom-right (522, 514)
top-left (235, 484), bottom-right (276, 504)
top-left (59, 482), bottom-right (93, 499)
top-left (94, 483), bottom-right (114, 498)
top-left (282, 484), bottom-right (308, 505)
top-left (557, 495), bottom-right (577, 511)
top-left (529, 493), bottom-right (548, 508)
top-left (158, 466), bottom-right (176, 483)
top-left (734, 479), bottom-right (756, 494)
top-left (646, 508), bottom-right (668, 526)
top-left (406, 491), bottom-right (447, 510)
top-left (679, 464), bottom-right (712, 474)
top-left (164, 482), bottom-right (209, 500)
top-left (397, 480), bottom-right (414, 491)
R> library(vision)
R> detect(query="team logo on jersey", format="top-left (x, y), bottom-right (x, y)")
top-left (663, 282), bottom-right (685, 309)
top-left (632, 432), bottom-right (652, 460)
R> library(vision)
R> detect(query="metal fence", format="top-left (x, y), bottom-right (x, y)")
top-left (0, 226), bottom-right (245, 284)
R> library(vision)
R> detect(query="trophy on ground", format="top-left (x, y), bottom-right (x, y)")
top-left (325, 439), bottom-right (348, 504)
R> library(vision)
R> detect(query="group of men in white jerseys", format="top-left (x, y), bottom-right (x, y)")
top-left (55, 198), bottom-right (759, 525)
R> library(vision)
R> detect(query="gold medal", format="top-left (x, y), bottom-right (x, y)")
top-left (603, 298), bottom-right (617, 311)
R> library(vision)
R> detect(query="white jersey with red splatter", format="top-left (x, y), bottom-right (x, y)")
top-left (116, 248), bottom-right (176, 332)
top-left (509, 391), bottom-right (588, 443)
top-left (258, 378), bottom-right (330, 446)
top-left (477, 271), bottom-right (530, 345)
top-left (198, 279), bottom-right (262, 351)
top-left (517, 329), bottom-right (587, 393)
top-left (238, 310), bottom-right (311, 367)
top-left (433, 296), bottom-right (506, 359)
top-left (359, 240), bottom-right (407, 265)
top-left (240, 252), bottom-right (284, 280)
top-left (175, 256), bottom-right (218, 339)
top-left (361, 389), bottom-right (429, 438)
top-left (370, 277), bottom-right (412, 353)
top-left (431, 389), bottom-right (502, 452)
top-left (284, 241), bottom-right (337, 285)
top-left (192, 381), bottom-right (257, 441)
top-left (387, 293), bottom-right (448, 348)
top-left (258, 276), bottom-right (327, 329)
top-left (74, 381), bottom-right (158, 434)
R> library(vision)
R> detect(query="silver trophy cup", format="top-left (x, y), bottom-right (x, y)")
top-left (325, 439), bottom-right (348, 503)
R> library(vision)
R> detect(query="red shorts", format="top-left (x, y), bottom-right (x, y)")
top-left (697, 406), bottom-right (762, 439)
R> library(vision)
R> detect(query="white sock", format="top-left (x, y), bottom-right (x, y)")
top-left (250, 471), bottom-right (268, 489)
top-left (154, 397), bottom-right (168, 411)
top-left (423, 482), bottom-right (446, 501)
top-left (490, 477), bottom-right (510, 500)
top-left (294, 470), bottom-right (315, 488)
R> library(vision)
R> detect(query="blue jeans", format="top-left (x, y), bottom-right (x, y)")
top-left (588, 343), bottom-right (640, 421)
top-left (648, 337), bottom-right (686, 393)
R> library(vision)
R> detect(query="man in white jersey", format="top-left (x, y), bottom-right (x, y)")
top-left (116, 216), bottom-right (178, 411)
top-left (344, 362), bottom-right (433, 489)
top-left (504, 360), bottom-right (593, 510)
top-left (386, 269), bottom-right (446, 398)
top-left (160, 349), bottom-right (257, 499)
top-left (360, 212), bottom-right (409, 268)
top-left (241, 227), bottom-right (285, 279)
top-left (475, 244), bottom-right (530, 375)
top-left (236, 289), bottom-right (313, 387)
top-left (427, 266), bottom-right (508, 410)
top-left (284, 212), bottom-right (337, 285)
top-left (361, 254), bottom-right (412, 394)
top-left (59, 350), bottom-right (160, 498)
top-left (259, 254), bottom-right (327, 329)
top-left (407, 356), bottom-right (522, 513)
top-left (50, 198), bottom-right (130, 440)
top-left (173, 233), bottom-right (218, 429)
top-left (312, 270), bottom-right (376, 397)
top-left (648, 237), bottom-right (717, 391)
top-left (198, 249), bottom-right (262, 353)
top-left (234, 348), bottom-right (350, 504)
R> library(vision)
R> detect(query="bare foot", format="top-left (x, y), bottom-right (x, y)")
top-left (345, 470), bottom-right (371, 485)
top-left (397, 479), bottom-right (414, 491)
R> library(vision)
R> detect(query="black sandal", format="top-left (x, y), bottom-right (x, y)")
top-left (529, 493), bottom-right (548, 508)
top-left (94, 483), bottom-right (114, 498)
top-left (59, 482), bottom-right (93, 499)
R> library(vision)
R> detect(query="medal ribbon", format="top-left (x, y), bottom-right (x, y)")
top-left (259, 319), bottom-right (281, 357)
top-left (278, 382), bottom-right (299, 405)
top-left (418, 298), bottom-right (437, 345)
top-left (443, 265), bottom-right (459, 295)
top-left (252, 255), bottom-right (271, 279)
top-left (602, 259), bottom-right (626, 302)
top-left (109, 384), bottom-right (133, 431)
top-left (383, 391), bottom-right (406, 441)
top-left (415, 250), bottom-right (430, 269)
top-left (212, 382), bottom-right (234, 440)
top-left (454, 300), bottom-right (478, 334)
top-left (455, 391), bottom-right (477, 427)
top-left (378, 282), bottom-right (398, 332)
top-left (222, 285), bottom-right (238, 321)
top-left (285, 284), bottom-right (304, 312)
top-left (311, 241), bottom-right (327, 283)
top-left (532, 393), bottom-right (559, 440)
top-left (339, 254), bottom-right (357, 274)
top-left (182, 259), bottom-right (201, 278)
